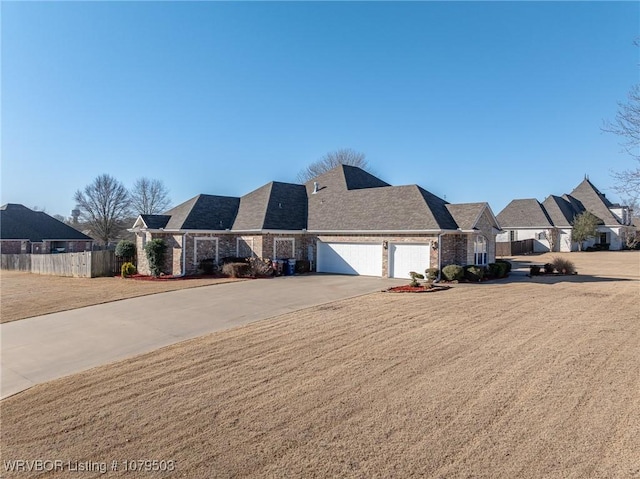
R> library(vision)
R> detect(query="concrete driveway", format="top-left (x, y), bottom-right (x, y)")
top-left (1, 274), bottom-right (403, 399)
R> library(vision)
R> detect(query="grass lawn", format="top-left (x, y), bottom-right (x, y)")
top-left (0, 271), bottom-right (244, 323)
top-left (1, 251), bottom-right (639, 478)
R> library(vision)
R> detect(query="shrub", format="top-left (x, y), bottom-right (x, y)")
top-left (198, 258), bottom-right (217, 275)
top-left (551, 256), bottom-right (576, 275)
top-left (121, 262), bottom-right (136, 278)
top-left (409, 271), bottom-right (424, 287)
top-left (441, 264), bottom-right (464, 281)
top-left (295, 259), bottom-right (311, 274)
top-left (495, 259), bottom-right (512, 273)
top-left (222, 262), bottom-right (251, 278)
top-left (115, 240), bottom-right (136, 260)
top-left (529, 265), bottom-right (541, 276)
top-left (220, 256), bottom-right (249, 264)
top-left (488, 262), bottom-right (507, 278)
top-left (425, 267), bottom-right (439, 282)
top-left (144, 239), bottom-right (167, 277)
top-left (249, 257), bottom-right (274, 277)
top-left (464, 265), bottom-right (484, 282)
top-left (544, 263), bottom-right (555, 274)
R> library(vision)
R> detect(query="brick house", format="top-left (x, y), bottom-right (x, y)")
top-left (0, 204), bottom-right (93, 254)
top-left (130, 165), bottom-right (500, 278)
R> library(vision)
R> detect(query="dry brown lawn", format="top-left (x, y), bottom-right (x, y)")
top-left (1, 252), bottom-right (639, 478)
top-left (0, 271), bottom-right (243, 323)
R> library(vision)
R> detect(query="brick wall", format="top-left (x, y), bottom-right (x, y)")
top-left (441, 234), bottom-right (467, 267)
top-left (0, 241), bottom-right (24, 254)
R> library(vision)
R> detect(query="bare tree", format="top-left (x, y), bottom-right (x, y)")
top-left (74, 174), bottom-right (130, 244)
top-left (602, 38), bottom-right (639, 201)
top-left (129, 178), bottom-right (171, 215)
top-left (296, 148), bottom-right (371, 183)
top-left (542, 228), bottom-right (559, 252)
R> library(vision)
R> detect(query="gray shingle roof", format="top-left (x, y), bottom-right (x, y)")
top-left (0, 204), bottom-right (93, 242)
top-left (496, 199), bottom-right (553, 228)
top-left (541, 195), bottom-right (580, 227)
top-left (233, 182), bottom-right (307, 230)
top-left (567, 179), bottom-right (619, 225)
top-left (446, 203), bottom-right (491, 230)
top-left (140, 215), bottom-right (170, 229)
top-left (164, 195), bottom-right (240, 230)
top-left (307, 180), bottom-right (458, 231)
top-left (307, 165), bottom-right (390, 193)
top-left (135, 165), bottom-right (495, 233)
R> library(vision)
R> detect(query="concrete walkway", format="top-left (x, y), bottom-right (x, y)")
top-left (1, 274), bottom-right (403, 399)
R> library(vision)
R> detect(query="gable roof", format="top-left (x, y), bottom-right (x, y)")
top-left (233, 182), bottom-right (307, 231)
top-left (0, 204), bottom-right (93, 242)
top-left (447, 203), bottom-right (498, 231)
top-left (164, 194), bottom-right (240, 230)
top-left (496, 199), bottom-right (553, 228)
top-left (567, 179), bottom-right (619, 225)
top-left (139, 214), bottom-right (171, 229)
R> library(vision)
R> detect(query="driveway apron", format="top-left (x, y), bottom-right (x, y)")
top-left (1, 275), bottom-right (402, 399)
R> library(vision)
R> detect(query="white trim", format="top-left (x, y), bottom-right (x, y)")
top-left (193, 236), bottom-right (219, 265)
top-left (236, 237), bottom-right (255, 257)
top-left (273, 237), bottom-right (295, 259)
top-left (181, 233), bottom-right (187, 276)
top-left (473, 235), bottom-right (488, 266)
top-left (310, 229), bottom-right (455, 234)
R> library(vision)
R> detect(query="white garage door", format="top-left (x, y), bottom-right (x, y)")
top-left (317, 242), bottom-right (382, 276)
top-left (389, 243), bottom-right (431, 279)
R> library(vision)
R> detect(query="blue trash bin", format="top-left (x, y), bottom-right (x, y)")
top-left (284, 258), bottom-right (296, 276)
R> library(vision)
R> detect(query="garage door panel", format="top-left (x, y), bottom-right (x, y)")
top-left (317, 242), bottom-right (382, 277)
top-left (390, 243), bottom-right (431, 279)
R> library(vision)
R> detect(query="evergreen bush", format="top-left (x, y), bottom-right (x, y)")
top-left (121, 262), bottom-right (136, 278)
top-left (441, 264), bottom-right (464, 281)
top-left (144, 239), bottom-right (167, 277)
top-left (115, 240), bottom-right (136, 260)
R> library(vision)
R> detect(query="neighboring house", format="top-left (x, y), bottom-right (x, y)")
top-left (0, 204), bottom-right (94, 254)
top-left (496, 178), bottom-right (635, 252)
top-left (130, 165), bottom-right (500, 279)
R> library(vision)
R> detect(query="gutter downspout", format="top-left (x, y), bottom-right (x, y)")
top-left (437, 233), bottom-right (443, 282)
top-left (181, 233), bottom-right (187, 277)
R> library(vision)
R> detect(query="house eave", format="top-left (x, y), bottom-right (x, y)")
top-left (309, 229), bottom-right (454, 235)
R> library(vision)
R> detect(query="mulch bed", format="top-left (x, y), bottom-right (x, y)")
top-left (387, 284), bottom-right (451, 293)
top-left (122, 274), bottom-right (230, 281)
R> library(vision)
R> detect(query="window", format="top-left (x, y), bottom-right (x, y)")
top-left (598, 232), bottom-right (608, 244)
top-left (474, 236), bottom-right (487, 265)
top-left (509, 230), bottom-right (517, 242)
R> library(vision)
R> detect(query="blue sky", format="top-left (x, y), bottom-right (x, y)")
top-left (2, 1), bottom-right (638, 218)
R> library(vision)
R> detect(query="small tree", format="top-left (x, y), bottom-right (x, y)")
top-left (543, 228), bottom-right (559, 252)
top-left (115, 239), bottom-right (136, 260)
top-left (144, 239), bottom-right (167, 277)
top-left (571, 211), bottom-right (600, 251)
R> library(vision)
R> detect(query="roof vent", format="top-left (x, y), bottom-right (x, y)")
top-left (312, 182), bottom-right (319, 194)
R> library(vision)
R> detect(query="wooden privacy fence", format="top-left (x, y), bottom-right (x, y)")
top-left (1, 250), bottom-right (117, 278)
top-left (496, 239), bottom-right (534, 257)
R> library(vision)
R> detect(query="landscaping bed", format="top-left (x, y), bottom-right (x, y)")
top-left (387, 284), bottom-right (451, 293)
